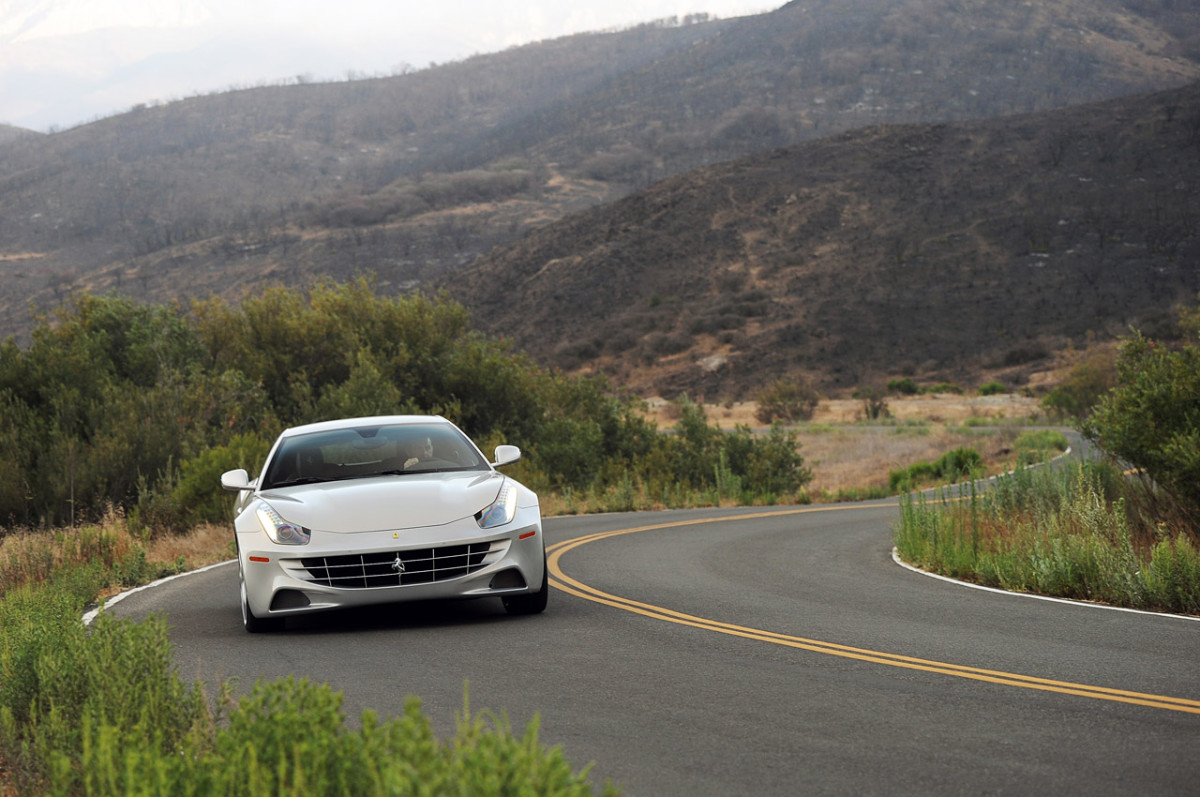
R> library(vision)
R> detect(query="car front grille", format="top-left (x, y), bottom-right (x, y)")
top-left (298, 542), bottom-right (496, 589)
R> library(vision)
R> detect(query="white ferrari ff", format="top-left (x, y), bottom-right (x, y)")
top-left (220, 415), bottom-right (546, 632)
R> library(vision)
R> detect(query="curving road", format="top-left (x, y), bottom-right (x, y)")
top-left (107, 498), bottom-right (1200, 796)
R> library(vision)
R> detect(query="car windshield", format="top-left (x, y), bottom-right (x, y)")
top-left (261, 422), bottom-right (489, 489)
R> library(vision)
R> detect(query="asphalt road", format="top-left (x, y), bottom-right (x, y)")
top-left (107, 499), bottom-right (1200, 796)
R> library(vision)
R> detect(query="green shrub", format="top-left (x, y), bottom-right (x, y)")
top-left (978, 381), bottom-right (1007, 396)
top-left (935, 447), bottom-right (983, 481)
top-left (165, 432), bottom-right (274, 529)
top-left (647, 397), bottom-right (811, 501)
top-left (1144, 534), bottom-right (1200, 614)
top-left (0, 570), bottom-right (204, 793)
top-left (59, 677), bottom-right (617, 796)
top-left (1082, 325), bottom-right (1200, 519)
top-left (889, 447), bottom-right (982, 491)
top-left (889, 461), bottom-right (937, 491)
top-left (1014, 430), bottom-right (1069, 465)
top-left (887, 377), bottom-right (919, 396)
top-left (754, 377), bottom-right (820, 424)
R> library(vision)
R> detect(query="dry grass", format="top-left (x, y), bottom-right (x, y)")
top-left (797, 424), bottom-right (1022, 495)
top-left (646, 393), bottom-right (1045, 495)
top-left (647, 393), bottom-right (1043, 428)
top-left (144, 524), bottom-right (234, 568)
top-left (0, 515), bottom-right (234, 600)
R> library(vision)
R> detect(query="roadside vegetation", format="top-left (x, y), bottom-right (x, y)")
top-left (0, 547), bottom-right (617, 795)
top-left (895, 299), bottom-right (1200, 616)
top-left (896, 462), bottom-right (1200, 615)
top-left (0, 278), bottom-right (811, 536)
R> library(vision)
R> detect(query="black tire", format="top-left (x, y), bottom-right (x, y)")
top-left (502, 552), bottom-right (549, 616)
top-left (240, 557), bottom-right (283, 633)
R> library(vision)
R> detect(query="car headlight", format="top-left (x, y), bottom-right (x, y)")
top-left (255, 502), bottom-right (311, 545)
top-left (476, 480), bottom-right (517, 529)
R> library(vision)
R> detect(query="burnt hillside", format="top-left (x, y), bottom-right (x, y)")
top-left (444, 83), bottom-right (1200, 398)
top-left (0, 0), bottom-right (1196, 349)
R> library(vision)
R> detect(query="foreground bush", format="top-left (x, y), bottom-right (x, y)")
top-left (0, 568), bottom-right (617, 796)
top-left (894, 461), bottom-right (1200, 615)
top-left (68, 680), bottom-right (613, 797)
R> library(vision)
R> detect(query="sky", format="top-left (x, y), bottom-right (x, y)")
top-left (0, 0), bottom-right (777, 132)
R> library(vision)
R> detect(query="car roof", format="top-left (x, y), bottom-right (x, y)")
top-left (278, 415), bottom-right (452, 439)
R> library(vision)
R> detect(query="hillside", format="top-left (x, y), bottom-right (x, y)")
top-left (1, 0), bottom-right (1197, 347)
top-left (0, 125), bottom-right (36, 145)
top-left (444, 83), bottom-right (1200, 398)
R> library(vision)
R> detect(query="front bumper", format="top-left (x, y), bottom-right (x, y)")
top-left (237, 506), bottom-right (544, 618)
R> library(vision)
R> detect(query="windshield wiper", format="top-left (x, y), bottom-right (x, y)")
top-left (271, 476), bottom-right (333, 487)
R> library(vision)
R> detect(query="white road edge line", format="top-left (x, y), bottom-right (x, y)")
top-left (83, 559), bottom-right (236, 626)
top-left (891, 547), bottom-right (1200, 623)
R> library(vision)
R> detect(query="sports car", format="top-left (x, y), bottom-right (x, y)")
top-left (220, 415), bottom-right (546, 632)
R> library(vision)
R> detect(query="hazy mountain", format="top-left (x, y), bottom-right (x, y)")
top-left (0, 123), bottom-right (36, 144)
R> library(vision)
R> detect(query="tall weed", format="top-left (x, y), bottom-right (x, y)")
top-left (895, 462), bottom-right (1200, 615)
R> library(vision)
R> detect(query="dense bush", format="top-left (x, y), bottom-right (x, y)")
top-left (638, 397), bottom-right (810, 502)
top-left (754, 377), bottom-right (820, 424)
top-left (0, 281), bottom-right (811, 531)
top-left (1082, 323), bottom-right (1200, 521)
top-left (886, 377), bottom-right (919, 396)
top-left (895, 302), bottom-right (1200, 613)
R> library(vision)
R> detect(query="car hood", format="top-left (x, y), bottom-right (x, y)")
top-left (258, 470), bottom-right (505, 533)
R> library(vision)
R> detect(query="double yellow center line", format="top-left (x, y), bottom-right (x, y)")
top-left (547, 507), bottom-right (1200, 716)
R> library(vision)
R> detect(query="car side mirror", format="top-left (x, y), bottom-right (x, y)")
top-left (221, 468), bottom-right (253, 492)
top-left (492, 445), bottom-right (521, 468)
